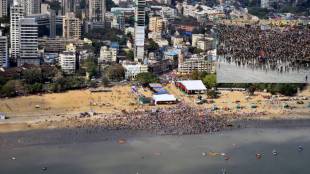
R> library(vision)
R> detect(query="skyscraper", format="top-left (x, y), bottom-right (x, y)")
top-left (89, 0), bottom-right (106, 22)
top-left (63, 12), bottom-right (81, 39)
top-left (32, 0), bottom-right (41, 14)
top-left (13, 0), bottom-right (40, 16)
top-left (62, 0), bottom-right (76, 15)
top-left (10, 2), bottom-right (24, 63)
top-left (24, 0), bottom-right (33, 15)
top-left (134, 0), bottom-right (146, 62)
top-left (0, 0), bottom-right (7, 17)
top-left (0, 30), bottom-right (8, 68)
top-left (18, 17), bottom-right (39, 66)
top-left (50, 10), bottom-right (56, 38)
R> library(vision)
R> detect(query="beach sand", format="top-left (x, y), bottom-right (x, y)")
top-left (0, 84), bottom-right (309, 133)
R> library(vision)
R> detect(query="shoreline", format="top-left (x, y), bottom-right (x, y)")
top-left (0, 107), bottom-right (309, 134)
top-left (1, 112), bottom-right (310, 149)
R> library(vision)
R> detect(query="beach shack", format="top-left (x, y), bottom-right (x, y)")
top-left (153, 94), bottom-right (177, 104)
top-left (176, 80), bottom-right (207, 94)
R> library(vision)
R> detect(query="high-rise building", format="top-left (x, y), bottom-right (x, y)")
top-left (0, 0), bottom-right (7, 17)
top-left (61, 0), bottom-right (76, 15)
top-left (149, 16), bottom-right (163, 33)
top-left (10, 2), bottom-right (24, 63)
top-left (32, 0), bottom-right (41, 14)
top-left (50, 10), bottom-right (56, 38)
top-left (134, 0), bottom-right (146, 62)
top-left (23, 0), bottom-right (33, 15)
top-left (18, 17), bottom-right (40, 66)
top-left (13, 0), bottom-right (41, 15)
top-left (89, 0), bottom-right (106, 22)
top-left (63, 12), bottom-right (81, 39)
top-left (0, 31), bottom-right (8, 68)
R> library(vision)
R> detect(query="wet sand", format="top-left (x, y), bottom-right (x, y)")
top-left (0, 119), bottom-right (310, 174)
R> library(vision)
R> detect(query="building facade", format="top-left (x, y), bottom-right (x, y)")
top-left (122, 62), bottom-right (148, 79)
top-left (0, 0), bottom-right (7, 17)
top-left (99, 46), bottom-right (118, 63)
top-left (61, 0), bottom-right (76, 15)
top-left (134, 0), bottom-right (146, 62)
top-left (63, 12), bottom-right (81, 39)
top-left (178, 57), bottom-right (213, 74)
top-left (59, 51), bottom-right (76, 74)
top-left (89, 0), bottom-right (106, 22)
top-left (10, 2), bottom-right (24, 63)
top-left (149, 16), bottom-right (163, 33)
top-left (0, 31), bottom-right (8, 68)
top-left (18, 17), bottom-right (40, 66)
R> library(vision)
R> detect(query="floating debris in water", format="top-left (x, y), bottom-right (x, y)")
top-left (202, 152), bottom-right (207, 157)
top-left (11, 157), bottom-right (16, 160)
top-left (272, 149), bottom-right (278, 156)
top-left (298, 145), bottom-right (304, 152)
top-left (224, 156), bottom-right (230, 160)
top-left (41, 167), bottom-right (47, 171)
top-left (256, 153), bottom-right (262, 159)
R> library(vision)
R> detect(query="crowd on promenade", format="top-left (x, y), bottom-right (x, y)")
top-left (217, 24), bottom-right (310, 73)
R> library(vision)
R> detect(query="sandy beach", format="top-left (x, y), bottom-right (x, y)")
top-left (0, 84), bottom-right (309, 133)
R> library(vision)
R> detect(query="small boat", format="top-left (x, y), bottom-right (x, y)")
top-left (272, 149), bottom-right (278, 156)
top-left (298, 145), bottom-right (304, 152)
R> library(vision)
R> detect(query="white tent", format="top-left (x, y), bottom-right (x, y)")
top-left (177, 80), bottom-right (207, 91)
top-left (153, 94), bottom-right (177, 104)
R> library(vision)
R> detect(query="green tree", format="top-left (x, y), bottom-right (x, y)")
top-left (203, 74), bottom-right (217, 89)
top-left (0, 80), bottom-right (18, 97)
top-left (248, 7), bottom-right (269, 19)
top-left (106, 0), bottom-right (117, 11)
top-left (147, 39), bottom-right (159, 52)
top-left (106, 64), bottom-right (125, 81)
top-left (247, 85), bottom-right (256, 96)
top-left (101, 76), bottom-right (110, 87)
top-left (22, 69), bottom-right (43, 84)
top-left (135, 72), bottom-right (159, 85)
top-left (126, 50), bottom-right (134, 61)
top-left (25, 83), bottom-right (43, 94)
top-left (207, 90), bottom-right (218, 99)
top-left (83, 58), bottom-right (98, 78)
top-left (191, 70), bottom-right (200, 80)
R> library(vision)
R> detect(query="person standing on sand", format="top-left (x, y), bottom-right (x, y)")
top-left (306, 75), bottom-right (308, 82)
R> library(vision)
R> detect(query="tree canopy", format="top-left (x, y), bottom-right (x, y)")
top-left (203, 74), bottom-right (217, 89)
top-left (106, 64), bottom-right (125, 81)
top-left (135, 72), bottom-right (159, 85)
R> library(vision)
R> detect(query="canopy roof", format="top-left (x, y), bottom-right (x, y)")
top-left (177, 80), bottom-right (207, 91)
top-left (153, 94), bottom-right (177, 103)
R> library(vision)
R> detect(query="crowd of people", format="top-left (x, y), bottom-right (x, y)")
top-left (54, 103), bottom-right (229, 136)
top-left (217, 24), bottom-right (310, 73)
